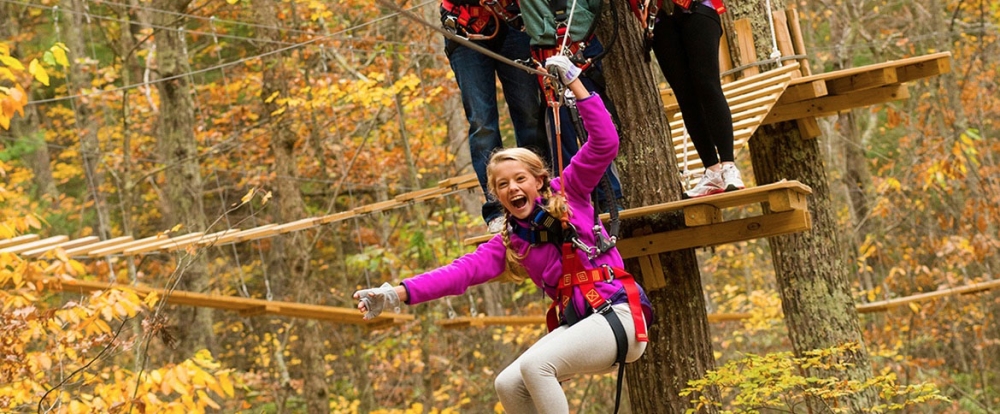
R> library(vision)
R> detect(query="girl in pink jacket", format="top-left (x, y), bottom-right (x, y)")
top-left (355, 56), bottom-right (653, 413)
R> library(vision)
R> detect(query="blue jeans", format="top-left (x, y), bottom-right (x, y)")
top-left (446, 27), bottom-right (549, 224)
top-left (543, 39), bottom-right (624, 212)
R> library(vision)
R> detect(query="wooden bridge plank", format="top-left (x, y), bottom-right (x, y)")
top-left (21, 236), bottom-right (102, 258)
top-left (123, 232), bottom-right (207, 255)
top-left (64, 236), bottom-right (135, 257)
top-left (1, 236), bottom-right (70, 254)
top-left (0, 234), bottom-right (41, 250)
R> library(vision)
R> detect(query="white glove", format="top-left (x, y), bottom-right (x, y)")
top-left (544, 55), bottom-right (581, 86)
top-left (353, 282), bottom-right (401, 320)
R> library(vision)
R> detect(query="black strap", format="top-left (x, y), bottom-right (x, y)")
top-left (602, 307), bottom-right (629, 414)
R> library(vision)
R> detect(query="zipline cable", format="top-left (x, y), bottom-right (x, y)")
top-left (373, 0), bottom-right (554, 79)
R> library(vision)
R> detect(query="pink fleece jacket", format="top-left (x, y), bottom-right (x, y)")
top-left (402, 93), bottom-right (653, 323)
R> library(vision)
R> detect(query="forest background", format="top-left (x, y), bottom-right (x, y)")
top-left (0, 0), bottom-right (997, 412)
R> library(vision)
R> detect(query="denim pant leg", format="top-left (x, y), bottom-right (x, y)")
top-left (495, 29), bottom-right (550, 165)
top-left (447, 38), bottom-right (505, 223)
top-left (544, 39), bottom-right (624, 210)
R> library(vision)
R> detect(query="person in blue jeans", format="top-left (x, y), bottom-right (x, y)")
top-left (442, 1), bottom-right (550, 233)
top-left (518, 0), bottom-right (625, 213)
top-left (542, 39), bottom-right (624, 213)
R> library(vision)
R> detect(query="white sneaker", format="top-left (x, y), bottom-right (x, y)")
top-left (683, 168), bottom-right (725, 199)
top-left (721, 163), bottom-right (745, 192)
top-left (487, 216), bottom-right (505, 234)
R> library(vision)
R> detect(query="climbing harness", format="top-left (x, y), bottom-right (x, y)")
top-left (548, 243), bottom-right (648, 414)
top-left (440, 0), bottom-right (500, 40)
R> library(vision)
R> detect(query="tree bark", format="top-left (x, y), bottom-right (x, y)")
top-left (733, 1), bottom-right (877, 411)
top-left (63, 0), bottom-right (113, 239)
top-left (151, 0), bottom-right (215, 358)
top-left (597, 1), bottom-right (720, 412)
top-left (252, 0), bottom-right (329, 411)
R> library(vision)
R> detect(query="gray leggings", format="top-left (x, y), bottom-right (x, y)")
top-left (494, 304), bottom-right (647, 413)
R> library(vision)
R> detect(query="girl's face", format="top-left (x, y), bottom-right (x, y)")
top-left (492, 160), bottom-right (544, 220)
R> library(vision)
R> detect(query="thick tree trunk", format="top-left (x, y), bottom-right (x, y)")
top-left (750, 122), bottom-right (878, 412)
top-left (734, 1), bottom-right (877, 411)
top-left (151, 0), bottom-right (214, 358)
top-left (597, 1), bottom-right (720, 412)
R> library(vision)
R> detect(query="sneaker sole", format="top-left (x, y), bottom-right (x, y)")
top-left (724, 185), bottom-right (745, 192)
top-left (682, 188), bottom-right (726, 200)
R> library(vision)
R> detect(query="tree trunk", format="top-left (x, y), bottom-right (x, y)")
top-left (597, 1), bottom-right (720, 412)
top-left (151, 0), bottom-right (214, 358)
top-left (732, 1), bottom-right (877, 411)
top-left (252, 1), bottom-right (329, 410)
top-left (63, 0), bottom-right (113, 239)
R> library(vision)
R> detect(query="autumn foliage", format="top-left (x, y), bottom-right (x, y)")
top-left (1, 0), bottom-right (998, 412)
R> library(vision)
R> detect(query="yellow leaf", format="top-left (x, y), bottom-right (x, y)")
top-left (69, 260), bottom-right (86, 276)
top-left (29, 59), bottom-right (49, 86)
top-left (219, 373), bottom-right (235, 397)
top-left (264, 91), bottom-right (279, 103)
top-left (198, 390), bottom-right (221, 409)
top-left (240, 188), bottom-right (255, 205)
top-left (270, 107), bottom-right (286, 116)
top-left (0, 55), bottom-right (24, 70)
top-left (907, 302), bottom-right (920, 313)
top-left (0, 67), bottom-right (14, 81)
top-left (50, 45), bottom-right (69, 67)
top-left (226, 0), bottom-right (239, 4)
top-left (145, 291), bottom-right (160, 307)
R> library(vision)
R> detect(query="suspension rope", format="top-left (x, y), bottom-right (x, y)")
top-left (764, 0), bottom-right (781, 60)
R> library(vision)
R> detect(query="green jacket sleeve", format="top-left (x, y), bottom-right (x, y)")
top-left (519, 0), bottom-right (602, 48)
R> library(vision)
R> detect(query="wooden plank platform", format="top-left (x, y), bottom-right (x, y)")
top-left (464, 180), bottom-right (813, 249)
top-left (765, 52), bottom-right (951, 125)
top-left (39, 276), bottom-right (413, 327)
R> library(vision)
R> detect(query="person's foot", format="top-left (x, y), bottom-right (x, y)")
top-left (682, 168), bottom-right (725, 199)
top-left (487, 216), bottom-right (506, 234)
top-left (721, 163), bottom-right (745, 192)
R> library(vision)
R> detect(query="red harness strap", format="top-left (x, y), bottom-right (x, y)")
top-left (441, 0), bottom-right (492, 34)
top-left (546, 243), bottom-right (648, 342)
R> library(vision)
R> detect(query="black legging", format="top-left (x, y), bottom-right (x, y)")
top-left (650, 5), bottom-right (734, 167)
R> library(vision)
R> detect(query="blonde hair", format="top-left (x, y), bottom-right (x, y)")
top-left (486, 148), bottom-right (570, 283)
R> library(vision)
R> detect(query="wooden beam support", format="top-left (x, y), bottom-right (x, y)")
top-left (765, 84), bottom-right (910, 125)
top-left (41, 276), bottom-right (413, 326)
top-left (857, 279), bottom-right (1000, 314)
top-left (825, 67), bottom-right (897, 95)
top-left (684, 204), bottom-right (723, 227)
top-left (616, 209), bottom-right (812, 259)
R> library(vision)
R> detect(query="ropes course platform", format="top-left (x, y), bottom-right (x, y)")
top-left (36, 276), bottom-right (412, 328)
